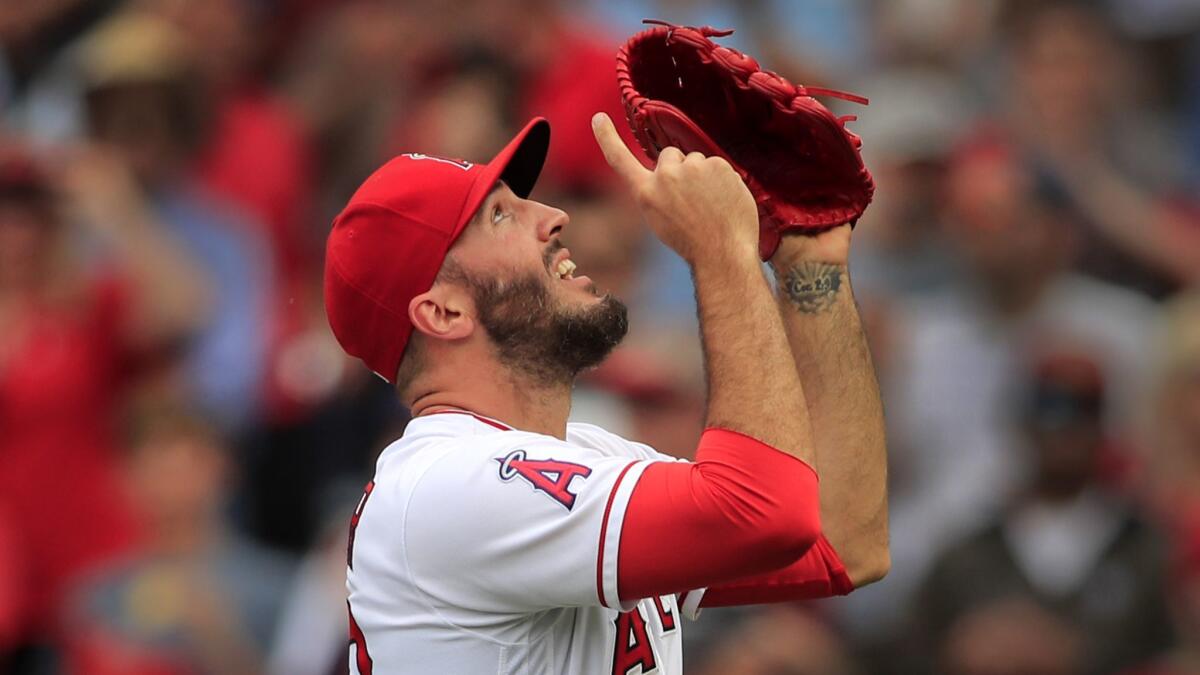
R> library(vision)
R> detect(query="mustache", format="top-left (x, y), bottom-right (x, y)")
top-left (542, 239), bottom-right (565, 272)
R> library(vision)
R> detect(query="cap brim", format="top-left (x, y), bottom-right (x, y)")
top-left (454, 118), bottom-right (551, 241)
top-left (496, 117), bottom-right (551, 198)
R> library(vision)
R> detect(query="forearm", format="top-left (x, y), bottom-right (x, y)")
top-left (770, 240), bottom-right (888, 586)
top-left (62, 148), bottom-right (213, 346)
top-left (692, 250), bottom-right (815, 466)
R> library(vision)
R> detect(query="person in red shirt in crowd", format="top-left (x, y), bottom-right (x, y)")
top-left (0, 144), bottom-right (209, 668)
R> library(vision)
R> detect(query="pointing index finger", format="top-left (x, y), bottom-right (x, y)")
top-left (591, 112), bottom-right (647, 185)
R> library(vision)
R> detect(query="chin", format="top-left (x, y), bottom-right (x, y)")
top-left (555, 279), bottom-right (605, 302)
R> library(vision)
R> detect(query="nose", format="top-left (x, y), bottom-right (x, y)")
top-left (537, 204), bottom-right (569, 242)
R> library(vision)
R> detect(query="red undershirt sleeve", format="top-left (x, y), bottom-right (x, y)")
top-left (697, 534), bottom-right (855, 608)
top-left (616, 428), bottom-right (824, 603)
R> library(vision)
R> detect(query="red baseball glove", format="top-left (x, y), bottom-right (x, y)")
top-left (617, 20), bottom-right (874, 259)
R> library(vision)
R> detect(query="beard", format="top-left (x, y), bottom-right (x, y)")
top-left (452, 262), bottom-right (628, 387)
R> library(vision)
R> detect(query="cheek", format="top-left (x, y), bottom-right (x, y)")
top-left (510, 246), bottom-right (552, 284)
top-left (456, 229), bottom-right (544, 276)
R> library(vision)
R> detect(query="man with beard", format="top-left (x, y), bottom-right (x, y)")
top-left (325, 114), bottom-right (889, 674)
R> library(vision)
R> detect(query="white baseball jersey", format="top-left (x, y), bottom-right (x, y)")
top-left (346, 410), bottom-right (705, 675)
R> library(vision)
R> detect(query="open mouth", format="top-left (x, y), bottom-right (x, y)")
top-left (555, 258), bottom-right (577, 280)
top-left (549, 247), bottom-right (579, 281)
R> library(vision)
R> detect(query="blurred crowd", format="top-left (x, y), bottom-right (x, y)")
top-left (0, 0), bottom-right (1198, 673)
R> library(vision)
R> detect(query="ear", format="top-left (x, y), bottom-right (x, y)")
top-left (409, 285), bottom-right (475, 343)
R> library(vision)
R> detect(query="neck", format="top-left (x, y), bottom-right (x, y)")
top-left (411, 367), bottom-right (574, 439)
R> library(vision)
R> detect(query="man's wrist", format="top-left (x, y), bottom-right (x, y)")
top-left (690, 237), bottom-right (761, 275)
top-left (768, 225), bottom-right (852, 268)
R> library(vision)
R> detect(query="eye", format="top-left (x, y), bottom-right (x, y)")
top-left (491, 204), bottom-right (507, 224)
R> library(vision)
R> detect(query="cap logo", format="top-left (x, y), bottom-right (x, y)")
top-left (401, 153), bottom-right (474, 171)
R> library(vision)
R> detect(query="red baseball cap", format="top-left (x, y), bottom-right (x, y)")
top-left (325, 117), bottom-right (551, 382)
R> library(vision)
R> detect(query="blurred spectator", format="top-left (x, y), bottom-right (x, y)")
top-left (1145, 289), bottom-right (1200, 519)
top-left (237, 371), bottom-right (406, 553)
top-left (848, 66), bottom-right (969, 296)
top-left (939, 597), bottom-right (1084, 675)
top-left (584, 0), bottom-right (869, 79)
top-left (1189, 41), bottom-right (1200, 183)
top-left (283, 1), bottom-right (428, 225)
top-left (1003, 0), bottom-right (1200, 297)
top-left (389, 49), bottom-right (520, 169)
top-left (870, 0), bottom-right (1001, 71)
top-left (0, 141), bottom-right (209, 668)
top-left (79, 10), bottom-right (274, 432)
top-left (63, 399), bottom-right (294, 675)
top-left (0, 1), bottom-right (1196, 673)
top-left (1136, 559), bottom-right (1200, 674)
top-left (0, 0), bottom-right (116, 113)
top-left (838, 133), bottom-right (1160, 642)
top-left (692, 606), bottom-right (860, 675)
top-left (1140, 289), bottom-right (1200, 675)
top-left (137, 0), bottom-right (320, 423)
top-left (460, 0), bottom-right (642, 191)
top-left (577, 329), bottom-right (705, 460)
top-left (0, 506), bottom-right (21, 652)
top-left (267, 490), bottom-right (363, 675)
top-left (912, 351), bottom-right (1173, 674)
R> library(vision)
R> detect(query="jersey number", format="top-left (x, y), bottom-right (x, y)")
top-left (347, 480), bottom-right (375, 570)
top-left (347, 481), bottom-right (376, 674)
top-left (348, 601), bottom-right (373, 675)
top-left (613, 606), bottom-right (656, 674)
top-left (612, 598), bottom-right (675, 675)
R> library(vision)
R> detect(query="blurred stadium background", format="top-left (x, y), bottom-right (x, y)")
top-left (1, 0), bottom-right (1199, 673)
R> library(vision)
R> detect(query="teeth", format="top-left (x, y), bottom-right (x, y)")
top-left (556, 259), bottom-right (577, 278)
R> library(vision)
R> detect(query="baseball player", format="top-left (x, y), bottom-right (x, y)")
top-left (324, 113), bottom-right (889, 674)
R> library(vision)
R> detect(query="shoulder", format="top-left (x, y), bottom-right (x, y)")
top-left (413, 427), bottom-right (631, 496)
top-left (566, 422), bottom-right (668, 461)
top-left (395, 424), bottom-right (655, 562)
top-left (372, 419), bottom-right (636, 505)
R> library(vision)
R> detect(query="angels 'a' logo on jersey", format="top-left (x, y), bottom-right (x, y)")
top-left (495, 450), bottom-right (592, 510)
top-left (401, 153), bottom-right (474, 171)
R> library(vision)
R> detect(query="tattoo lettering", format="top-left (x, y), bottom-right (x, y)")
top-left (781, 262), bottom-right (843, 314)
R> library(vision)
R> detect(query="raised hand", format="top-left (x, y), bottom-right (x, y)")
top-left (591, 112), bottom-right (758, 267)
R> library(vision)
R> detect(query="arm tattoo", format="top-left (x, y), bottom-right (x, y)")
top-left (780, 262), bottom-right (843, 314)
